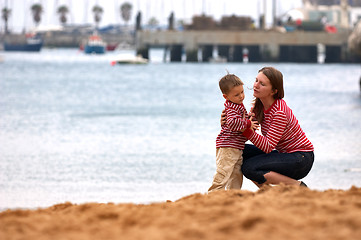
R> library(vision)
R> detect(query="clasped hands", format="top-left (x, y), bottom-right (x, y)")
top-left (220, 109), bottom-right (260, 132)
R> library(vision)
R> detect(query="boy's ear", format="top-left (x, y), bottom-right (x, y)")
top-left (223, 94), bottom-right (228, 100)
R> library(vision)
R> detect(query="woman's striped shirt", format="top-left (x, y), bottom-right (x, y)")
top-left (242, 99), bottom-right (314, 153)
top-left (216, 100), bottom-right (250, 150)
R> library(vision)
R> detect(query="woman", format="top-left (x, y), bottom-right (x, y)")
top-left (228, 67), bottom-right (314, 187)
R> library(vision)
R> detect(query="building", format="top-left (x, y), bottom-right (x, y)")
top-left (302, 0), bottom-right (361, 29)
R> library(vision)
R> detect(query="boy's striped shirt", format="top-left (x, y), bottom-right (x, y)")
top-left (216, 100), bottom-right (250, 150)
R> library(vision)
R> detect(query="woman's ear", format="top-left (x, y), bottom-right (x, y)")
top-left (272, 89), bottom-right (278, 96)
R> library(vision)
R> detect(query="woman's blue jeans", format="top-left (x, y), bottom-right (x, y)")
top-left (241, 144), bottom-right (314, 184)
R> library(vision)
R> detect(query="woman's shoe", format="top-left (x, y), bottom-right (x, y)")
top-left (300, 181), bottom-right (308, 188)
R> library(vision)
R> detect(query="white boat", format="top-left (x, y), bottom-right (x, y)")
top-left (209, 55), bottom-right (227, 63)
top-left (111, 54), bottom-right (148, 65)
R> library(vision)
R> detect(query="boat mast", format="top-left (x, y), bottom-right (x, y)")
top-left (273, 0), bottom-right (277, 28)
top-left (23, 0), bottom-right (27, 33)
top-left (264, 0), bottom-right (267, 29)
top-left (84, 0), bottom-right (88, 24)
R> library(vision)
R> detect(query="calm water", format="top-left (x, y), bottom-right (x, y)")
top-left (0, 48), bottom-right (360, 209)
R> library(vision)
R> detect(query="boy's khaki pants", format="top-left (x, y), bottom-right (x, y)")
top-left (208, 147), bottom-right (243, 192)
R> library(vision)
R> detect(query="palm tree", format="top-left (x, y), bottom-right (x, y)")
top-left (92, 5), bottom-right (103, 28)
top-left (120, 2), bottom-right (132, 26)
top-left (1, 7), bottom-right (11, 33)
top-left (31, 3), bottom-right (43, 26)
top-left (57, 5), bottom-right (69, 25)
top-left (148, 17), bottom-right (159, 28)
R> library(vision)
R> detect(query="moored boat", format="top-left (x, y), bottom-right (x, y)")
top-left (84, 34), bottom-right (106, 54)
top-left (209, 56), bottom-right (227, 63)
top-left (111, 54), bottom-right (148, 65)
top-left (3, 33), bottom-right (43, 52)
top-left (80, 42), bottom-right (117, 52)
top-left (106, 43), bottom-right (118, 51)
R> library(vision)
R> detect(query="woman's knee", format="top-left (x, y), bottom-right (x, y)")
top-left (243, 144), bottom-right (265, 160)
top-left (293, 151), bottom-right (314, 179)
top-left (241, 159), bottom-right (253, 176)
top-left (241, 160), bottom-right (260, 180)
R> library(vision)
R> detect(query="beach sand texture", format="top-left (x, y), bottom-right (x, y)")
top-left (1, 185), bottom-right (360, 240)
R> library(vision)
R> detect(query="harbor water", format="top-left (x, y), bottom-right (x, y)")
top-left (0, 48), bottom-right (360, 209)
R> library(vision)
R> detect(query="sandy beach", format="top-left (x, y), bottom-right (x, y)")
top-left (1, 185), bottom-right (360, 240)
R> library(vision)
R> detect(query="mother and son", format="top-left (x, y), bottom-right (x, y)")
top-left (208, 66), bottom-right (314, 192)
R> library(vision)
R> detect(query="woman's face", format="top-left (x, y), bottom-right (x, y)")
top-left (253, 72), bottom-right (275, 100)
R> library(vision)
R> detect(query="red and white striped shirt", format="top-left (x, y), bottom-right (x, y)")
top-left (243, 99), bottom-right (314, 153)
top-left (216, 100), bottom-right (251, 150)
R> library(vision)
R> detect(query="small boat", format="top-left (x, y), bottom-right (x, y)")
top-left (209, 56), bottom-right (227, 63)
top-left (115, 41), bottom-right (134, 50)
top-left (106, 43), bottom-right (118, 51)
top-left (111, 54), bottom-right (148, 65)
top-left (80, 43), bottom-right (117, 52)
top-left (3, 33), bottom-right (43, 52)
top-left (84, 34), bottom-right (106, 54)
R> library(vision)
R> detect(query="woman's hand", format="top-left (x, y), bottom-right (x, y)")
top-left (248, 107), bottom-right (255, 119)
top-left (250, 115), bottom-right (260, 131)
top-left (220, 109), bottom-right (226, 126)
top-left (247, 106), bottom-right (259, 131)
top-left (221, 108), bottom-right (259, 131)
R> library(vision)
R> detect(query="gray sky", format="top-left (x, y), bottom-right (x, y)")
top-left (1, 0), bottom-right (302, 32)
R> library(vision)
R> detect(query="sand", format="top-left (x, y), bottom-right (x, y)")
top-left (1, 185), bottom-right (360, 240)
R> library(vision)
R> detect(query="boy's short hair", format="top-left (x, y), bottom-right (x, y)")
top-left (219, 74), bottom-right (244, 94)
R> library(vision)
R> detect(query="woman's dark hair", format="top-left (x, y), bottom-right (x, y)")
top-left (253, 67), bottom-right (284, 123)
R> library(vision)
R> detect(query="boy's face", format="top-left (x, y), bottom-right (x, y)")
top-left (223, 85), bottom-right (245, 105)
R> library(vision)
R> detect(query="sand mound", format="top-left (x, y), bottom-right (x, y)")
top-left (1, 185), bottom-right (360, 240)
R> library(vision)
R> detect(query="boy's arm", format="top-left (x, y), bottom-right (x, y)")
top-left (226, 108), bottom-right (251, 132)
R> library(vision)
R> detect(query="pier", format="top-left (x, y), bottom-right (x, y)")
top-left (0, 29), bottom-right (358, 63)
top-left (136, 30), bottom-right (358, 63)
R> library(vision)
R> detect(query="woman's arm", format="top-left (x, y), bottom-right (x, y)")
top-left (243, 111), bottom-right (287, 153)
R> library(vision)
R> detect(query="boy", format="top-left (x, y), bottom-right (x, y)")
top-left (208, 73), bottom-right (251, 192)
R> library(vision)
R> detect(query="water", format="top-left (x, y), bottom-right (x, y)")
top-left (0, 48), bottom-right (360, 210)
